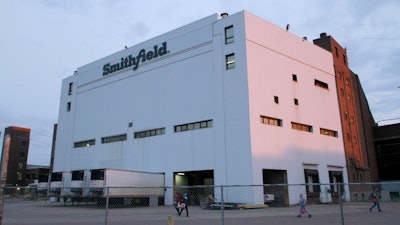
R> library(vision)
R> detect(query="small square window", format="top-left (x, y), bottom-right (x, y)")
top-left (294, 98), bottom-right (299, 105)
top-left (67, 102), bottom-right (71, 111)
top-left (274, 96), bottom-right (279, 104)
top-left (292, 74), bottom-right (297, 81)
top-left (181, 125), bottom-right (188, 131)
top-left (175, 126), bottom-right (181, 132)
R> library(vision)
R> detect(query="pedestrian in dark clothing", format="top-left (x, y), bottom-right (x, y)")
top-left (369, 188), bottom-right (382, 212)
top-left (178, 193), bottom-right (189, 217)
top-left (297, 194), bottom-right (312, 218)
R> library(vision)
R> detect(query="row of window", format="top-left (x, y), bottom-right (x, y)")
top-left (134, 128), bottom-right (165, 139)
top-left (260, 115), bottom-right (338, 137)
top-left (174, 120), bottom-right (213, 132)
top-left (74, 119), bottom-right (213, 148)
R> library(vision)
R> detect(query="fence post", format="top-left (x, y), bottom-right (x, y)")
top-left (338, 183), bottom-right (344, 225)
top-left (220, 186), bottom-right (224, 225)
top-left (105, 187), bottom-right (109, 225)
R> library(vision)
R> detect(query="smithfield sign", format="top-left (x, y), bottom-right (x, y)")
top-left (102, 42), bottom-right (169, 76)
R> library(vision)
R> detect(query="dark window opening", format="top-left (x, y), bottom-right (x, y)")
top-left (314, 79), bottom-right (329, 89)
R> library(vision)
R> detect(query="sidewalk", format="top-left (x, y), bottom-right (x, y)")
top-left (3, 200), bottom-right (400, 225)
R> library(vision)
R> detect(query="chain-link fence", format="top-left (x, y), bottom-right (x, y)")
top-left (2, 182), bottom-right (399, 225)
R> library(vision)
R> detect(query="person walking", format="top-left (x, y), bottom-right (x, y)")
top-left (369, 187), bottom-right (382, 212)
top-left (178, 193), bottom-right (189, 217)
top-left (174, 193), bottom-right (181, 215)
top-left (297, 194), bottom-right (312, 218)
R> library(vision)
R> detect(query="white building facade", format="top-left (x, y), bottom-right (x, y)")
top-left (55, 11), bottom-right (348, 205)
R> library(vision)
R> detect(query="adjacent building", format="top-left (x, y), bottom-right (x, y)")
top-left (313, 34), bottom-right (380, 183)
top-left (374, 123), bottom-right (400, 181)
top-left (1, 126), bottom-right (30, 186)
top-left (25, 165), bottom-right (50, 185)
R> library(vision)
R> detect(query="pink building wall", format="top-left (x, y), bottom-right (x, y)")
top-left (243, 11), bottom-right (347, 189)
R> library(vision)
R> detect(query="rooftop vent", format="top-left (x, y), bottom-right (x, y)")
top-left (221, 12), bottom-right (229, 18)
top-left (320, 32), bottom-right (327, 38)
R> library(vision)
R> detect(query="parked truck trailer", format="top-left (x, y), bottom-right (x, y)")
top-left (50, 169), bottom-right (165, 206)
top-left (89, 168), bottom-right (165, 206)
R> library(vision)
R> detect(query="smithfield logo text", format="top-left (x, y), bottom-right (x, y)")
top-left (102, 42), bottom-right (169, 76)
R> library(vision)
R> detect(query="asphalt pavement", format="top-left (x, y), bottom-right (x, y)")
top-left (2, 200), bottom-right (400, 225)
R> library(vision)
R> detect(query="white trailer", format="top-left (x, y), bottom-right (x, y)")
top-left (36, 173), bottom-right (49, 197)
top-left (49, 172), bottom-right (63, 197)
top-left (59, 170), bottom-right (91, 197)
top-left (89, 168), bottom-right (165, 206)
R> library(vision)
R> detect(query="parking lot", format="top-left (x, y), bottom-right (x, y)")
top-left (3, 200), bottom-right (400, 225)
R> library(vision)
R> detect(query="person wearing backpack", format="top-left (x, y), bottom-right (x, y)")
top-left (178, 193), bottom-right (189, 217)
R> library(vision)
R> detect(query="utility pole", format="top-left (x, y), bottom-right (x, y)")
top-left (0, 134), bottom-right (11, 225)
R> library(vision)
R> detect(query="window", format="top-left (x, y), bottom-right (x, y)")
top-left (292, 74), bottom-right (297, 81)
top-left (19, 152), bottom-right (25, 159)
top-left (294, 98), bottom-right (299, 105)
top-left (335, 47), bottom-right (339, 57)
top-left (274, 96), bottom-right (279, 104)
top-left (291, 122), bottom-right (313, 132)
top-left (260, 115), bottom-right (282, 127)
top-left (17, 172), bottom-right (22, 181)
top-left (225, 53), bottom-right (235, 70)
top-left (314, 79), bottom-right (329, 89)
top-left (51, 172), bottom-right (62, 182)
top-left (344, 112), bottom-right (349, 120)
top-left (74, 139), bottom-right (95, 148)
top-left (320, 128), bottom-right (338, 137)
top-left (225, 25), bottom-right (234, 44)
top-left (343, 54), bottom-right (347, 65)
top-left (134, 128), bottom-right (165, 138)
top-left (101, 134), bottom-right (127, 143)
top-left (21, 141), bottom-right (27, 147)
top-left (174, 120), bottom-right (213, 133)
top-left (72, 171), bottom-right (84, 181)
top-left (68, 82), bottom-right (73, 95)
top-left (67, 102), bottom-right (71, 111)
top-left (18, 162), bottom-right (24, 170)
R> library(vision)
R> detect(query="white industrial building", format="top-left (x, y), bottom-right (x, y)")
top-left (55, 10), bottom-right (349, 205)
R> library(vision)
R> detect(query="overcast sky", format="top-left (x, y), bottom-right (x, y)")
top-left (1, 0), bottom-right (399, 166)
